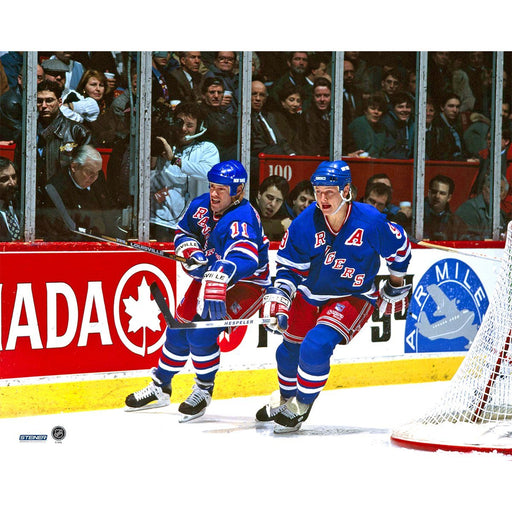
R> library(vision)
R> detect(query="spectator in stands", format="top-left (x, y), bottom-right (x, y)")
top-left (303, 77), bottom-right (331, 156)
top-left (382, 91), bottom-right (414, 159)
top-left (463, 51), bottom-right (492, 117)
top-left (0, 63), bottom-right (44, 140)
top-left (363, 181), bottom-right (411, 232)
top-left (427, 51), bottom-right (475, 114)
top-left (379, 68), bottom-right (402, 111)
top-left (344, 51), bottom-right (372, 97)
top-left (367, 53), bottom-right (408, 95)
top-left (425, 98), bottom-right (437, 160)
top-left (347, 93), bottom-right (387, 158)
top-left (151, 51), bottom-right (173, 122)
top-left (362, 181), bottom-right (392, 213)
top-left (0, 52), bottom-right (23, 90)
top-left (281, 179), bottom-right (315, 230)
top-left (41, 58), bottom-right (68, 91)
top-left (49, 52), bottom-right (85, 93)
top-left (472, 127), bottom-right (512, 198)
top-left (32, 80), bottom-right (91, 202)
top-left (464, 102), bottom-right (511, 158)
top-left (150, 101), bottom-right (219, 241)
top-left (405, 69), bottom-right (416, 105)
top-left (168, 52), bottom-right (203, 104)
top-left (267, 82), bottom-right (309, 155)
top-left (0, 71), bottom-right (23, 141)
top-left (204, 52), bottom-right (239, 114)
top-left (456, 173), bottom-right (509, 239)
top-left (41, 145), bottom-right (123, 242)
top-left (343, 59), bottom-right (364, 126)
top-left (364, 173), bottom-right (401, 216)
top-left (61, 69), bottom-right (107, 125)
top-left (200, 76), bottom-right (237, 160)
top-left (431, 92), bottom-right (478, 162)
top-left (250, 79), bottom-right (295, 189)
top-left (252, 174), bottom-right (290, 241)
top-left (0, 157), bottom-right (21, 241)
top-left (305, 54), bottom-right (330, 88)
top-left (424, 174), bottom-right (468, 241)
top-left (0, 60), bottom-right (10, 96)
top-left (270, 52), bottom-right (311, 111)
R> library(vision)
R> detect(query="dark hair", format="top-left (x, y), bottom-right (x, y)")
top-left (287, 51), bottom-right (308, 62)
top-left (364, 182), bottom-right (392, 201)
top-left (390, 91), bottom-right (413, 107)
top-left (174, 101), bottom-right (205, 124)
top-left (288, 180), bottom-right (314, 205)
top-left (313, 76), bottom-right (331, 91)
top-left (201, 76), bottom-right (225, 94)
top-left (37, 79), bottom-right (63, 98)
top-left (364, 93), bottom-right (386, 112)
top-left (382, 68), bottom-right (402, 82)
top-left (366, 173), bottom-right (392, 187)
top-left (258, 175), bottom-right (290, 197)
top-left (429, 174), bottom-right (455, 195)
top-left (0, 156), bottom-right (14, 173)
top-left (307, 53), bottom-right (327, 72)
top-left (439, 91), bottom-right (461, 107)
top-left (278, 83), bottom-right (303, 102)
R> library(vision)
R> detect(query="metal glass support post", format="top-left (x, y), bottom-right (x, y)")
top-left (239, 51), bottom-right (253, 199)
top-left (413, 51), bottom-right (428, 240)
top-left (490, 51), bottom-right (504, 240)
top-left (21, 52), bottom-right (38, 241)
top-left (331, 51), bottom-right (344, 160)
top-left (135, 51), bottom-right (152, 242)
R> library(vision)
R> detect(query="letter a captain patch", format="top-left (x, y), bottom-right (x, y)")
top-left (345, 228), bottom-right (364, 246)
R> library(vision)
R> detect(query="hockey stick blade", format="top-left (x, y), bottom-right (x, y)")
top-left (45, 183), bottom-right (198, 266)
top-left (150, 282), bottom-right (276, 330)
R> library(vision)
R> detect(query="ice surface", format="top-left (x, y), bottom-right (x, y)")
top-left (1, 381), bottom-right (511, 511)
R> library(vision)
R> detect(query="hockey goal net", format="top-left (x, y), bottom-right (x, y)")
top-left (391, 221), bottom-right (512, 454)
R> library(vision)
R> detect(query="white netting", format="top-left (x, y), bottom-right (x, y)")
top-left (392, 221), bottom-right (512, 452)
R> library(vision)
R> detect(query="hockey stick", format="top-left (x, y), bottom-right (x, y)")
top-left (150, 282), bottom-right (277, 330)
top-left (409, 236), bottom-right (502, 263)
top-left (45, 183), bottom-right (198, 266)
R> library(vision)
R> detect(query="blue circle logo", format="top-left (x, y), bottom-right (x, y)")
top-left (405, 258), bottom-right (489, 353)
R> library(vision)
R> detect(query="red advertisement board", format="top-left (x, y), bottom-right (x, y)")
top-left (0, 247), bottom-right (177, 379)
top-left (259, 154), bottom-right (479, 212)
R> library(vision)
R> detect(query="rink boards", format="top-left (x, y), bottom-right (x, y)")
top-left (0, 241), bottom-right (504, 418)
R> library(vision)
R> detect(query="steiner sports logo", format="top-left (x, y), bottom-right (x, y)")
top-left (405, 258), bottom-right (489, 353)
top-left (114, 263), bottom-right (174, 357)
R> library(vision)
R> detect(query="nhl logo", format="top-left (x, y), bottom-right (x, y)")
top-left (405, 258), bottom-right (489, 353)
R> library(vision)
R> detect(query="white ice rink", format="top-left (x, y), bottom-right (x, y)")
top-left (2, 381), bottom-right (511, 511)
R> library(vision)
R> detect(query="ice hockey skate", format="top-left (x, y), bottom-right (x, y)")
top-left (255, 390), bottom-right (287, 421)
top-left (178, 380), bottom-right (213, 423)
top-left (125, 369), bottom-right (172, 411)
top-left (273, 397), bottom-right (312, 433)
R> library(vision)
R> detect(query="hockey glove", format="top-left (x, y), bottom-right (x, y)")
top-left (261, 286), bottom-right (292, 334)
top-left (197, 260), bottom-right (236, 320)
top-left (376, 280), bottom-right (412, 316)
top-left (175, 240), bottom-right (208, 280)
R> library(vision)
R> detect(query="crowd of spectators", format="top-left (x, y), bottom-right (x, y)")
top-left (0, 50), bottom-right (511, 242)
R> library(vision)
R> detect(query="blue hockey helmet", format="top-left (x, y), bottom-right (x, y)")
top-left (207, 160), bottom-right (248, 196)
top-left (310, 160), bottom-right (352, 190)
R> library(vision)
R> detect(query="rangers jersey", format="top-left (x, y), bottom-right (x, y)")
top-left (275, 201), bottom-right (411, 306)
top-left (175, 193), bottom-right (271, 287)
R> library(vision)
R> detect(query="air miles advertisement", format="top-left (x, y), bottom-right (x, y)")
top-left (405, 258), bottom-right (490, 353)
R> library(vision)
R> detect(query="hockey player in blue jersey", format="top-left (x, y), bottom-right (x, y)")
top-left (258, 160), bottom-right (412, 433)
top-left (126, 160), bottom-right (271, 421)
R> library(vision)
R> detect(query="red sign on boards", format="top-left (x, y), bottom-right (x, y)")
top-left (0, 247), bottom-right (177, 379)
